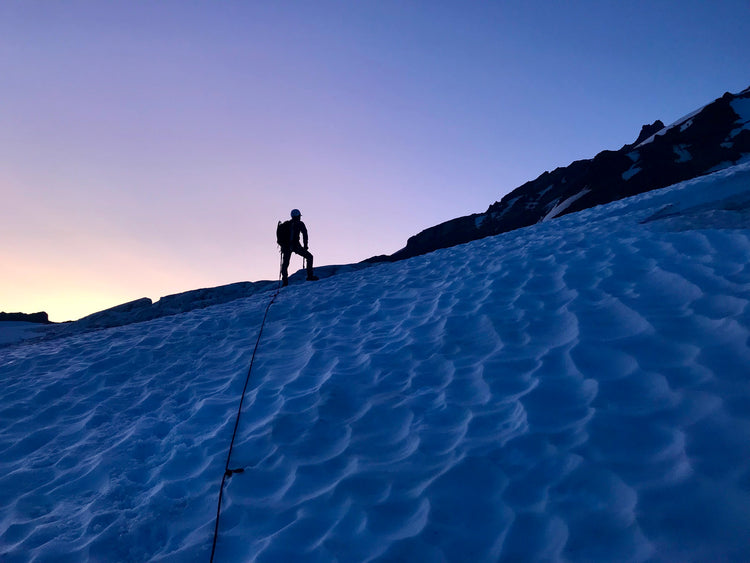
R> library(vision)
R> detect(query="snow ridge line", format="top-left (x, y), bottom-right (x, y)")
top-left (210, 285), bottom-right (281, 562)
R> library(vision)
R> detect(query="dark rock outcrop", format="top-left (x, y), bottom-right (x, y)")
top-left (0, 312), bottom-right (52, 324)
top-left (373, 86), bottom-right (750, 262)
top-left (633, 120), bottom-right (665, 146)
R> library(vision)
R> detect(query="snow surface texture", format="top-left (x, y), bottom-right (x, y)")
top-left (0, 323), bottom-right (47, 347)
top-left (2, 164), bottom-right (750, 562)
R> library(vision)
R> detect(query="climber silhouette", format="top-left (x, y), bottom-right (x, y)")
top-left (277, 209), bottom-right (319, 287)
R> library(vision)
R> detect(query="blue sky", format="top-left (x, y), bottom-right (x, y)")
top-left (2, 0), bottom-right (749, 321)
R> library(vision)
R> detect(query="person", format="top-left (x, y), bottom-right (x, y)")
top-left (278, 209), bottom-right (318, 286)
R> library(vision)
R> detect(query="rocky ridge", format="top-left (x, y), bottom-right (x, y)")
top-left (379, 86), bottom-right (750, 261)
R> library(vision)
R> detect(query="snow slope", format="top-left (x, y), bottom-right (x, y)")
top-left (2, 164), bottom-right (750, 562)
top-left (0, 323), bottom-right (48, 347)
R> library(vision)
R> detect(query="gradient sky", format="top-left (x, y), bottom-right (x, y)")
top-left (2, 1), bottom-right (749, 322)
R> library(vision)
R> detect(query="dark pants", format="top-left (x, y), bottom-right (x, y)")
top-left (281, 244), bottom-right (314, 284)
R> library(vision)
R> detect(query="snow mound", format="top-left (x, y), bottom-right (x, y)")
top-left (0, 323), bottom-right (50, 347)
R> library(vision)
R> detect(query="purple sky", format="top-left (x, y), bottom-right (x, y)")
top-left (2, 1), bottom-right (750, 322)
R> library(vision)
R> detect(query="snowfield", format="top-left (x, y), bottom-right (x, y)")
top-left (2, 163), bottom-right (750, 562)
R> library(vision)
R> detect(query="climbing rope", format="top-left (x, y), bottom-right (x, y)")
top-left (209, 279), bottom-right (281, 562)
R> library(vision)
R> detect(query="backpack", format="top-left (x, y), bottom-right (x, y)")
top-left (276, 220), bottom-right (292, 247)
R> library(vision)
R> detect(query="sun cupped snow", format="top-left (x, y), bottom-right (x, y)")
top-left (2, 163), bottom-right (750, 562)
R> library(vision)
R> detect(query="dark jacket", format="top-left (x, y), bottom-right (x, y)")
top-left (281, 218), bottom-right (308, 251)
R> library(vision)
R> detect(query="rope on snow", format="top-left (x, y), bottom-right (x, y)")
top-left (209, 277), bottom-right (281, 562)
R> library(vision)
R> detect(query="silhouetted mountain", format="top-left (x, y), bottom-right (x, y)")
top-left (377, 86), bottom-right (750, 262)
